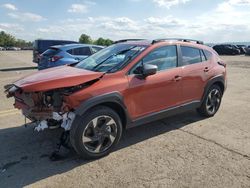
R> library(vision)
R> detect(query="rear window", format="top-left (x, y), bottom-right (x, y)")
top-left (42, 48), bottom-right (59, 57)
top-left (181, 46), bottom-right (201, 65)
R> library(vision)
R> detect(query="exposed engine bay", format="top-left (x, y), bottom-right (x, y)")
top-left (4, 79), bottom-right (99, 132)
top-left (4, 84), bottom-right (78, 132)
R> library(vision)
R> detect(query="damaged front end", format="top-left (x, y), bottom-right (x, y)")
top-left (4, 79), bottom-right (98, 132)
top-left (4, 83), bottom-right (77, 131)
top-left (4, 66), bottom-right (104, 160)
top-left (4, 66), bottom-right (104, 132)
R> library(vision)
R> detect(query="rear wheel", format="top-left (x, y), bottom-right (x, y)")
top-left (70, 106), bottom-right (123, 159)
top-left (198, 85), bottom-right (222, 117)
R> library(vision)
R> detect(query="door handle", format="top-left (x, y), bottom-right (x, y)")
top-left (204, 67), bottom-right (210, 72)
top-left (173, 75), bottom-right (182, 82)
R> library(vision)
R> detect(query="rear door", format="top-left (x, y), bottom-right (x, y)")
top-left (180, 46), bottom-right (212, 103)
top-left (126, 45), bottom-right (183, 119)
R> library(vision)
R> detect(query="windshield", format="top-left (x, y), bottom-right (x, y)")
top-left (76, 44), bottom-right (146, 72)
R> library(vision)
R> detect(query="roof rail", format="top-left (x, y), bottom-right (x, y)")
top-left (113, 39), bottom-right (146, 44)
top-left (152, 38), bottom-right (204, 45)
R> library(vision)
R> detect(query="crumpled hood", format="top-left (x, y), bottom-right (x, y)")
top-left (14, 66), bottom-right (103, 92)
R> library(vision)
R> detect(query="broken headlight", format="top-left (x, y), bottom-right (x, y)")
top-left (4, 84), bottom-right (21, 98)
top-left (43, 91), bottom-right (63, 111)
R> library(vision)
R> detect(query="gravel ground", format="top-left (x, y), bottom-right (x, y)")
top-left (0, 51), bottom-right (249, 188)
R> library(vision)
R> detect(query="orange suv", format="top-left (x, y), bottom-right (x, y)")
top-left (5, 39), bottom-right (227, 159)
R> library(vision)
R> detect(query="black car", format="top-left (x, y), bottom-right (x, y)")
top-left (245, 47), bottom-right (250, 56)
top-left (33, 39), bottom-right (78, 63)
top-left (213, 44), bottom-right (240, 55)
top-left (236, 45), bottom-right (247, 54)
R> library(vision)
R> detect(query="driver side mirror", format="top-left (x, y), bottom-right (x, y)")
top-left (134, 64), bottom-right (158, 78)
top-left (142, 64), bottom-right (158, 77)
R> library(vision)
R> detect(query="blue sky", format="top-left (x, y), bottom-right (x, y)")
top-left (0, 0), bottom-right (250, 42)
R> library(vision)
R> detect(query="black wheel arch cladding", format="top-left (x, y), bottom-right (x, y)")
top-left (202, 75), bottom-right (225, 103)
top-left (74, 92), bottom-right (131, 128)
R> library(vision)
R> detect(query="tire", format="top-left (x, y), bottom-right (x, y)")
top-left (70, 106), bottom-right (123, 159)
top-left (197, 85), bottom-right (222, 117)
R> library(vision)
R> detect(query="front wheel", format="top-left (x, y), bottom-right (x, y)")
top-left (70, 106), bottom-right (123, 159)
top-left (197, 85), bottom-right (222, 117)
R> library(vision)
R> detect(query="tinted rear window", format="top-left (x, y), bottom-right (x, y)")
top-left (181, 46), bottom-right (201, 65)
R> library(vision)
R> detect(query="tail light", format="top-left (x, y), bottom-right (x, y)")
top-left (50, 56), bottom-right (63, 62)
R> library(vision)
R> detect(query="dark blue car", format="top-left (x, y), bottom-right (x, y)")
top-left (38, 44), bottom-right (104, 70)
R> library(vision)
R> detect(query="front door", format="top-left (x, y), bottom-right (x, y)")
top-left (125, 45), bottom-right (183, 119)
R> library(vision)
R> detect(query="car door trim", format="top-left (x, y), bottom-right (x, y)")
top-left (127, 100), bottom-right (201, 129)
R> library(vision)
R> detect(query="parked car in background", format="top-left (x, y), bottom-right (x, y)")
top-left (38, 44), bottom-right (104, 70)
top-left (213, 44), bottom-right (240, 55)
top-left (245, 48), bottom-right (250, 56)
top-left (5, 47), bottom-right (21, 51)
top-left (33, 39), bottom-right (78, 63)
top-left (0, 46), bottom-right (5, 51)
top-left (236, 45), bottom-right (247, 54)
top-left (5, 38), bottom-right (227, 159)
top-left (21, 47), bottom-right (33, 50)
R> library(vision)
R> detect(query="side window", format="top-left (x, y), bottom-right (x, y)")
top-left (200, 50), bottom-right (206, 62)
top-left (68, 47), bottom-right (92, 56)
top-left (130, 45), bottom-right (177, 74)
top-left (181, 46), bottom-right (201, 65)
top-left (75, 47), bottom-right (92, 56)
top-left (204, 50), bottom-right (213, 60)
top-left (80, 47), bottom-right (92, 56)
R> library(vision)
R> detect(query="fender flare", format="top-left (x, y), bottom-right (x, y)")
top-left (74, 92), bottom-right (131, 126)
top-left (201, 75), bottom-right (225, 103)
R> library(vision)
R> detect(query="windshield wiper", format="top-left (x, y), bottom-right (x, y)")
top-left (92, 46), bottom-right (137, 71)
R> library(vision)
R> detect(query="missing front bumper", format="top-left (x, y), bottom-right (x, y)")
top-left (34, 112), bottom-right (75, 132)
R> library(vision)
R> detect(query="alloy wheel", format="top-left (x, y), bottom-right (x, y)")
top-left (206, 88), bottom-right (221, 115)
top-left (82, 115), bottom-right (117, 154)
